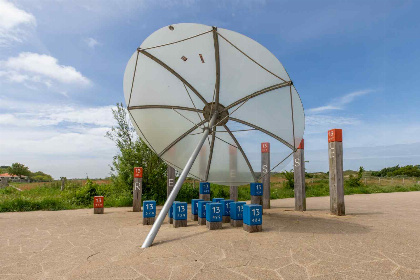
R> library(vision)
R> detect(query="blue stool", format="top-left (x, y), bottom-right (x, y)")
top-left (206, 203), bottom-right (223, 230)
top-left (191, 199), bottom-right (203, 221)
top-left (212, 198), bottom-right (224, 203)
top-left (142, 200), bottom-right (156, 225)
top-left (199, 182), bottom-right (210, 201)
top-left (168, 200), bottom-right (180, 224)
top-left (173, 201), bottom-right (187, 228)
top-left (250, 183), bottom-right (263, 206)
top-left (197, 200), bottom-right (210, 225)
top-left (243, 204), bottom-right (263, 232)
top-left (230, 201), bottom-right (246, 227)
top-left (222, 199), bottom-right (234, 223)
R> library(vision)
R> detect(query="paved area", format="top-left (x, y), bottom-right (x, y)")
top-left (1, 192), bottom-right (420, 280)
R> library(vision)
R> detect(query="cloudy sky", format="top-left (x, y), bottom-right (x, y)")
top-left (0, 0), bottom-right (419, 178)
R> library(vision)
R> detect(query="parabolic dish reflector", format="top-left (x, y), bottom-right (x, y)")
top-left (124, 23), bottom-right (304, 186)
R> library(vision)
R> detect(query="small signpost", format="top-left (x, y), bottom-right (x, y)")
top-left (93, 196), bottom-right (104, 214)
top-left (206, 203), bottom-right (223, 230)
top-left (133, 167), bottom-right (143, 212)
top-left (167, 166), bottom-right (175, 198)
top-left (173, 202), bottom-right (187, 228)
top-left (328, 129), bottom-right (345, 216)
top-left (143, 201), bottom-right (156, 225)
top-left (261, 142), bottom-right (271, 209)
top-left (230, 201), bottom-right (246, 227)
top-left (222, 199), bottom-right (233, 223)
top-left (294, 139), bottom-right (306, 211)
top-left (168, 201), bottom-right (180, 224)
top-left (199, 182), bottom-right (210, 201)
top-left (212, 198), bottom-right (224, 203)
top-left (243, 204), bottom-right (262, 233)
top-left (191, 199), bottom-right (203, 221)
top-left (250, 182), bottom-right (263, 206)
top-left (197, 200), bottom-right (210, 225)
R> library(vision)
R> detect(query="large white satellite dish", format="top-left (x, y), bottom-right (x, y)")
top-left (123, 23), bottom-right (304, 247)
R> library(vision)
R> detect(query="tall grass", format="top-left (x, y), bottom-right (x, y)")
top-left (1, 178), bottom-right (420, 212)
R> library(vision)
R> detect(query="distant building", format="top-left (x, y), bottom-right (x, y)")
top-left (0, 173), bottom-right (28, 182)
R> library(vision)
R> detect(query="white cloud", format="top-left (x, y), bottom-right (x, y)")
top-left (0, 0), bottom-right (36, 46)
top-left (307, 89), bottom-right (373, 114)
top-left (0, 99), bottom-right (118, 178)
top-left (0, 52), bottom-right (91, 91)
top-left (85, 37), bottom-right (100, 49)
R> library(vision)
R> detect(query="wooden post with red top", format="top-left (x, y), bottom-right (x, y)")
top-left (294, 139), bottom-right (306, 211)
top-left (328, 129), bottom-right (345, 216)
top-left (133, 167), bottom-right (143, 212)
top-left (93, 196), bottom-right (104, 214)
top-left (261, 142), bottom-right (270, 209)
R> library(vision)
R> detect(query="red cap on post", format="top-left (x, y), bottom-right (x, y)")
top-left (261, 142), bottom-right (270, 153)
top-left (297, 139), bottom-right (304, 149)
top-left (328, 129), bottom-right (342, 143)
top-left (134, 167), bottom-right (143, 178)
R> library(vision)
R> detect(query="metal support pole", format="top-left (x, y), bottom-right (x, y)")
top-left (142, 113), bottom-right (218, 248)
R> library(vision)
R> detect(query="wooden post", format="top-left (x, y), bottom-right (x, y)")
top-left (191, 199), bottom-right (203, 221)
top-left (294, 139), bottom-right (306, 211)
top-left (206, 203), bottom-right (223, 230)
top-left (229, 146), bottom-right (238, 201)
top-left (250, 183), bottom-right (263, 206)
top-left (167, 166), bottom-right (175, 198)
top-left (243, 204), bottom-right (263, 233)
top-left (173, 202), bottom-right (188, 228)
top-left (197, 200), bottom-right (210, 225)
top-left (222, 199), bottom-right (233, 223)
top-left (133, 167), bottom-right (143, 212)
top-left (328, 129), bottom-right (345, 216)
top-left (93, 196), bottom-right (104, 214)
top-left (261, 142), bottom-right (270, 209)
top-left (199, 182), bottom-right (210, 201)
top-left (230, 201), bottom-right (245, 227)
top-left (143, 200), bottom-right (156, 225)
top-left (60, 177), bottom-right (66, 191)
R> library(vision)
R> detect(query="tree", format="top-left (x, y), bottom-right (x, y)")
top-left (31, 171), bottom-right (53, 182)
top-left (282, 169), bottom-right (294, 189)
top-left (106, 103), bottom-right (168, 204)
top-left (7, 163), bottom-right (31, 179)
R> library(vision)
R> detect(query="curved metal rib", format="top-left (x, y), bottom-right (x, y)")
top-left (138, 49), bottom-right (208, 106)
top-left (229, 117), bottom-right (295, 151)
top-left (223, 125), bottom-right (257, 182)
top-left (158, 119), bottom-right (208, 157)
top-left (204, 131), bottom-right (216, 181)
top-left (223, 81), bottom-right (292, 112)
top-left (128, 105), bottom-right (203, 113)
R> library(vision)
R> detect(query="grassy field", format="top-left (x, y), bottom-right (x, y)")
top-left (1, 176), bottom-right (420, 212)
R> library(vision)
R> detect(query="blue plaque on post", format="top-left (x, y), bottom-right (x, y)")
top-left (173, 202), bottom-right (187, 220)
top-left (250, 183), bottom-right (263, 196)
top-left (191, 199), bottom-right (203, 215)
top-left (169, 201), bottom-right (180, 219)
top-left (143, 200), bottom-right (156, 218)
top-left (222, 199), bottom-right (234, 217)
top-left (243, 204), bottom-right (262, 225)
top-left (199, 182), bottom-right (210, 194)
top-left (212, 198), bottom-right (224, 203)
top-left (230, 201), bottom-right (246, 220)
top-left (197, 200), bottom-right (210, 218)
top-left (206, 203), bottom-right (223, 222)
